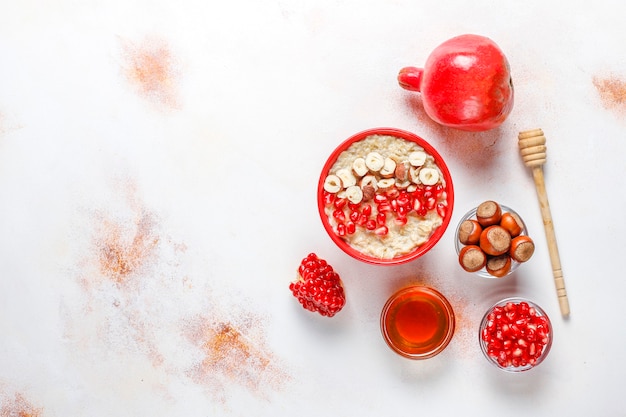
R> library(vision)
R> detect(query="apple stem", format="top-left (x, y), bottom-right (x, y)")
top-left (398, 67), bottom-right (423, 92)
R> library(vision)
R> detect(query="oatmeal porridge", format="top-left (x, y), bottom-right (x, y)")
top-left (321, 134), bottom-right (449, 259)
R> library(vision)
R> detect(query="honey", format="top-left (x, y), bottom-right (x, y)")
top-left (381, 286), bottom-right (455, 359)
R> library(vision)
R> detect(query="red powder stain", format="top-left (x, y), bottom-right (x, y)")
top-left (0, 393), bottom-right (43, 417)
top-left (185, 313), bottom-right (289, 403)
top-left (68, 179), bottom-right (289, 405)
top-left (93, 211), bottom-right (160, 285)
top-left (119, 36), bottom-right (181, 109)
top-left (593, 75), bottom-right (626, 114)
top-left (67, 180), bottom-right (186, 371)
top-left (447, 295), bottom-right (476, 360)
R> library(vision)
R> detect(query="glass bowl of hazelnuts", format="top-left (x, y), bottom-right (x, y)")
top-left (454, 201), bottom-right (535, 278)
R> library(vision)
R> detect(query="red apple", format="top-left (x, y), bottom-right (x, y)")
top-left (398, 34), bottom-right (514, 132)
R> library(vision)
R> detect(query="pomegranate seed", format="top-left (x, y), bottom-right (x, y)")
top-left (323, 191), bottom-right (335, 206)
top-left (394, 216), bottom-right (408, 226)
top-left (374, 194), bottom-right (387, 204)
top-left (346, 221), bottom-right (356, 235)
top-left (334, 197), bottom-right (347, 209)
top-left (349, 210), bottom-right (360, 222)
top-left (518, 302), bottom-right (530, 315)
top-left (397, 193), bottom-right (410, 207)
top-left (332, 209), bottom-right (346, 222)
top-left (412, 186), bottom-right (424, 198)
top-left (374, 226), bottom-right (388, 236)
top-left (412, 198), bottom-right (421, 212)
top-left (336, 223), bottom-right (346, 236)
top-left (362, 204), bottom-right (372, 216)
top-left (348, 202), bottom-right (360, 211)
top-left (426, 197), bottom-right (436, 210)
top-left (378, 202), bottom-right (392, 213)
top-left (365, 219), bottom-right (377, 230)
top-left (356, 213), bottom-right (368, 226)
top-left (376, 212), bottom-right (386, 226)
top-left (436, 202), bottom-right (447, 218)
top-left (386, 188), bottom-right (400, 199)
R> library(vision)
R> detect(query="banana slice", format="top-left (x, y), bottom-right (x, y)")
top-left (418, 167), bottom-right (440, 185)
top-left (379, 157), bottom-right (397, 178)
top-left (408, 151), bottom-right (427, 167)
top-left (324, 174), bottom-right (342, 193)
top-left (345, 185), bottom-right (364, 204)
top-left (336, 168), bottom-right (356, 187)
top-left (365, 152), bottom-right (385, 172)
top-left (352, 157), bottom-right (368, 177)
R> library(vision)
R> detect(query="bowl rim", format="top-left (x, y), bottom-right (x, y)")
top-left (478, 297), bottom-right (553, 372)
top-left (454, 204), bottom-right (528, 278)
top-left (317, 127), bottom-right (455, 265)
top-left (380, 285), bottom-right (456, 360)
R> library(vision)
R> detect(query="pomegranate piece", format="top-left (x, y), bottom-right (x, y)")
top-left (480, 300), bottom-right (552, 370)
top-left (289, 253), bottom-right (346, 317)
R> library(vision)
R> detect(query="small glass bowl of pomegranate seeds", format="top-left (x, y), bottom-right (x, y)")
top-left (317, 127), bottom-right (454, 265)
top-left (455, 202), bottom-right (534, 278)
top-left (381, 286), bottom-right (455, 359)
top-left (479, 298), bottom-right (553, 372)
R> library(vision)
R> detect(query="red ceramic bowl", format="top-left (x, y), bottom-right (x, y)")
top-left (317, 127), bottom-right (454, 265)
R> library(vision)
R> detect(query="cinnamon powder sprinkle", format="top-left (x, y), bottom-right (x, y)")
top-left (120, 36), bottom-right (181, 108)
top-left (202, 323), bottom-right (270, 378)
top-left (94, 211), bottom-right (159, 284)
top-left (0, 393), bottom-right (43, 417)
top-left (187, 316), bottom-right (289, 402)
top-left (593, 75), bottom-right (626, 111)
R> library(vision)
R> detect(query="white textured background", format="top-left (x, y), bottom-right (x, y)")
top-left (1, 1), bottom-right (625, 416)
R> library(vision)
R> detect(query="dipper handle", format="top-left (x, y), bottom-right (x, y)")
top-left (518, 129), bottom-right (570, 318)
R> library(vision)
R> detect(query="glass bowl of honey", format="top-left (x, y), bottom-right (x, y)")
top-left (380, 286), bottom-right (455, 359)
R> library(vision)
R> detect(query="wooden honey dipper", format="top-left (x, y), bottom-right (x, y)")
top-left (518, 128), bottom-right (570, 318)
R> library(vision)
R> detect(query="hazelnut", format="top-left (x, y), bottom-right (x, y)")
top-left (476, 200), bottom-right (502, 227)
top-left (361, 185), bottom-right (376, 201)
top-left (510, 235), bottom-right (535, 263)
top-left (500, 212), bottom-right (523, 237)
top-left (479, 225), bottom-right (511, 256)
top-left (458, 219), bottom-right (482, 245)
top-left (458, 245), bottom-right (487, 272)
top-left (486, 254), bottom-right (512, 277)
